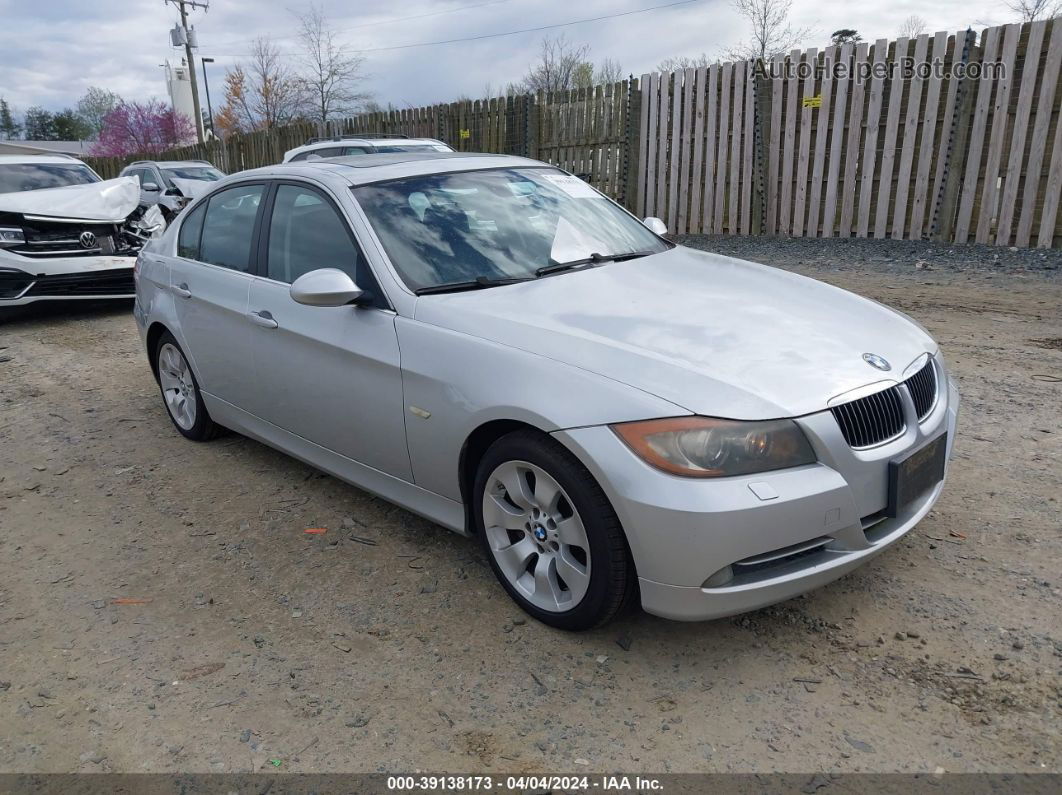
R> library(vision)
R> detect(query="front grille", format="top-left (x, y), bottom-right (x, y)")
top-left (831, 358), bottom-right (940, 448)
top-left (24, 268), bottom-right (134, 297)
top-left (906, 359), bottom-right (938, 420)
top-left (9, 220), bottom-right (136, 258)
top-left (831, 386), bottom-right (906, 448)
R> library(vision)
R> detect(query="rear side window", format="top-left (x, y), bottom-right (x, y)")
top-left (199, 184), bottom-right (264, 272)
top-left (177, 202), bottom-right (206, 259)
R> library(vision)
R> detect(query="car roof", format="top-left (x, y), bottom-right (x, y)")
top-left (234, 152), bottom-right (549, 187)
top-left (121, 160), bottom-right (217, 169)
top-left (299, 137), bottom-right (446, 149)
top-left (0, 154), bottom-right (88, 165)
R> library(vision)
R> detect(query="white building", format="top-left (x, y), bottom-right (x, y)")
top-left (164, 59), bottom-right (197, 128)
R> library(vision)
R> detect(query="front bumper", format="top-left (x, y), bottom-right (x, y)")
top-left (553, 370), bottom-right (960, 621)
top-left (0, 255), bottom-right (135, 306)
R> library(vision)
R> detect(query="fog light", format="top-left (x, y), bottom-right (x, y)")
top-left (702, 565), bottom-right (734, 588)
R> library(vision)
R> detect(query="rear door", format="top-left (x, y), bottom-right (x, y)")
top-left (169, 182), bottom-right (265, 409)
top-left (246, 180), bottom-right (411, 480)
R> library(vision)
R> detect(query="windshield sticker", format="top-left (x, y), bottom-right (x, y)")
top-left (542, 174), bottom-right (599, 199)
top-left (549, 217), bottom-right (610, 263)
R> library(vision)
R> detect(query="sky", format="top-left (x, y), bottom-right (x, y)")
top-left (0, 0), bottom-right (1017, 118)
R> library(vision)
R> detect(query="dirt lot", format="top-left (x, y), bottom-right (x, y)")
top-left (1, 238), bottom-right (1060, 774)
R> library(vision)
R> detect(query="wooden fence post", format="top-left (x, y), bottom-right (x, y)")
top-left (752, 59), bottom-right (772, 235)
top-left (933, 29), bottom-right (978, 242)
top-left (623, 77), bottom-right (643, 211)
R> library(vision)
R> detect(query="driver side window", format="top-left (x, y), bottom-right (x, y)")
top-left (265, 184), bottom-right (381, 304)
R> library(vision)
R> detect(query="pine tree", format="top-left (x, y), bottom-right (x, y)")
top-left (0, 98), bottom-right (20, 140)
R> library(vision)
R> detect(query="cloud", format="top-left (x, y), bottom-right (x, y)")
top-left (0, 0), bottom-right (1012, 116)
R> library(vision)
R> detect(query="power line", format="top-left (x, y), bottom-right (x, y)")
top-left (211, 0), bottom-right (701, 57)
top-left (205, 0), bottom-right (519, 51)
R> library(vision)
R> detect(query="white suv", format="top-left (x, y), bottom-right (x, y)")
top-left (282, 135), bottom-right (453, 163)
top-left (0, 155), bottom-right (164, 308)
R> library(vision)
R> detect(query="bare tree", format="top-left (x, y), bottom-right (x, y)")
top-left (1004, 0), bottom-right (1061, 21)
top-left (520, 35), bottom-right (592, 93)
top-left (217, 37), bottom-right (303, 131)
top-left (727, 0), bottom-right (811, 61)
top-left (596, 57), bottom-right (624, 84)
top-left (656, 53), bottom-right (712, 72)
top-left (898, 15), bottom-right (929, 38)
top-left (294, 3), bottom-right (370, 124)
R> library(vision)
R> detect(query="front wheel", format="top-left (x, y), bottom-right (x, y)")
top-left (473, 430), bottom-right (634, 630)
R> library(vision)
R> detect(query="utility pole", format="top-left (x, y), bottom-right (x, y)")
top-left (166, 0), bottom-right (209, 144)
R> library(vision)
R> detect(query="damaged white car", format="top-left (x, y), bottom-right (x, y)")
top-left (118, 160), bottom-right (226, 222)
top-left (0, 155), bottom-right (165, 308)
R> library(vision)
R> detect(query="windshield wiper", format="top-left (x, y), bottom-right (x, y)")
top-left (535, 249), bottom-right (656, 277)
top-left (414, 275), bottom-right (535, 295)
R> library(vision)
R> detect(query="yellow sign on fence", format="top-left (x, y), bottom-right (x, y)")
top-left (459, 129), bottom-right (471, 139)
top-left (802, 95), bottom-right (822, 109)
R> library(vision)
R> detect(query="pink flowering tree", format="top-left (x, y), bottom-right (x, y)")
top-left (90, 100), bottom-right (196, 157)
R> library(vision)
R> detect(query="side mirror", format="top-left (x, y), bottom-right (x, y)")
top-left (290, 268), bottom-right (364, 307)
top-left (142, 182), bottom-right (160, 192)
top-left (643, 217), bottom-right (668, 235)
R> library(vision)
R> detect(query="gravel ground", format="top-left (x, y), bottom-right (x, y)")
top-left (1, 237), bottom-right (1060, 775)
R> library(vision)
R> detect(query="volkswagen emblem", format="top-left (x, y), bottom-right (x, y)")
top-left (862, 353), bottom-right (891, 371)
top-left (78, 231), bottom-right (97, 249)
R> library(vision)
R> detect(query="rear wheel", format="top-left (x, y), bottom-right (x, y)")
top-left (155, 331), bottom-right (220, 441)
top-left (473, 430), bottom-right (634, 630)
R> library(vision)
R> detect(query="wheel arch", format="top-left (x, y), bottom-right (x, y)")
top-left (459, 419), bottom-right (542, 533)
top-left (146, 321), bottom-right (170, 381)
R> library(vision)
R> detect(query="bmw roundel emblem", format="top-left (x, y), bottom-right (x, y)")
top-left (78, 231), bottom-right (97, 249)
top-left (862, 353), bottom-right (891, 371)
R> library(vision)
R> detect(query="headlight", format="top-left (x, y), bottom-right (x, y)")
top-left (0, 226), bottom-right (26, 248)
top-left (611, 416), bottom-right (816, 478)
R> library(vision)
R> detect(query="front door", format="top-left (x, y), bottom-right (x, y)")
top-left (247, 182), bottom-right (411, 481)
top-left (168, 183), bottom-right (265, 409)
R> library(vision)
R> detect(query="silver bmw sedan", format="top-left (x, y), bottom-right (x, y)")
top-left (134, 152), bottom-right (959, 630)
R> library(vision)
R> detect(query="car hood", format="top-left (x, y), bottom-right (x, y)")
top-left (0, 176), bottom-right (140, 222)
top-left (170, 178), bottom-right (212, 201)
top-left (413, 246), bottom-right (938, 419)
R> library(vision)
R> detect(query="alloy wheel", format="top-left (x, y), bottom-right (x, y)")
top-left (481, 460), bottom-right (591, 612)
top-left (157, 342), bottom-right (197, 430)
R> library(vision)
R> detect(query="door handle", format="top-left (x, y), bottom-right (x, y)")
top-left (249, 310), bottom-right (279, 329)
top-left (172, 283), bottom-right (191, 299)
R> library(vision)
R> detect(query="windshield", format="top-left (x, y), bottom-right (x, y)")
top-left (0, 163), bottom-right (100, 194)
top-left (353, 167), bottom-right (667, 292)
top-left (161, 165), bottom-right (225, 182)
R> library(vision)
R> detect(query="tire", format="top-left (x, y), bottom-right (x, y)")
top-left (154, 331), bottom-right (221, 441)
top-left (473, 429), bottom-right (635, 630)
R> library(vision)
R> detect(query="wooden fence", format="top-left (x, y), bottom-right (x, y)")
top-left (635, 19), bottom-right (1062, 248)
top-left (84, 20), bottom-right (1060, 248)
top-left (85, 83), bottom-right (634, 203)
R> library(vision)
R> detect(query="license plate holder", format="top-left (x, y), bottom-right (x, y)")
top-left (887, 433), bottom-right (947, 517)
